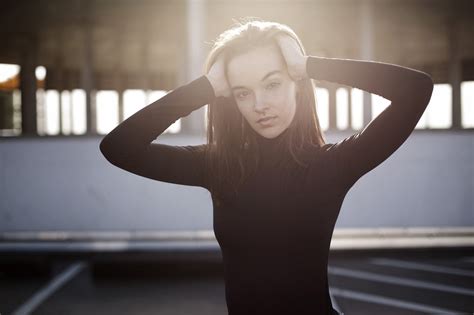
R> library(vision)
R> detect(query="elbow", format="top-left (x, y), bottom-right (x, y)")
top-left (99, 136), bottom-right (117, 164)
top-left (420, 71), bottom-right (434, 91)
top-left (99, 136), bottom-right (110, 158)
top-left (421, 74), bottom-right (434, 105)
top-left (99, 136), bottom-right (140, 169)
top-left (414, 72), bottom-right (434, 106)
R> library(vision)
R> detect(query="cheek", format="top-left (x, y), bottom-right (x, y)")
top-left (236, 97), bottom-right (254, 110)
top-left (279, 87), bottom-right (297, 112)
top-left (289, 85), bottom-right (298, 108)
top-left (236, 104), bottom-right (252, 122)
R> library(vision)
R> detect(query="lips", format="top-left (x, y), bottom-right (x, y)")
top-left (257, 116), bottom-right (276, 123)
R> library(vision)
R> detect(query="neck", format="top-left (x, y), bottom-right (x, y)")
top-left (255, 127), bottom-right (291, 159)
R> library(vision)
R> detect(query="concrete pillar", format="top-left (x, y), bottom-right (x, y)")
top-left (19, 38), bottom-right (38, 136)
top-left (116, 27), bottom-right (124, 124)
top-left (181, 0), bottom-right (206, 137)
top-left (142, 21), bottom-right (150, 102)
top-left (57, 70), bottom-right (64, 135)
top-left (58, 88), bottom-right (63, 134)
top-left (448, 7), bottom-right (462, 130)
top-left (118, 88), bottom-right (124, 123)
top-left (69, 88), bottom-right (74, 134)
top-left (347, 87), bottom-right (353, 131)
top-left (81, 25), bottom-right (96, 135)
top-left (359, 0), bottom-right (374, 127)
top-left (327, 83), bottom-right (337, 131)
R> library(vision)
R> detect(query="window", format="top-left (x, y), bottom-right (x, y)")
top-left (0, 63), bottom-right (21, 136)
top-left (351, 88), bottom-right (364, 130)
top-left (371, 93), bottom-right (391, 120)
top-left (71, 89), bottom-right (87, 135)
top-left (315, 87), bottom-right (329, 131)
top-left (461, 81), bottom-right (474, 128)
top-left (44, 89), bottom-right (60, 135)
top-left (336, 88), bottom-right (349, 130)
top-left (60, 91), bottom-right (72, 135)
top-left (96, 90), bottom-right (119, 135)
top-left (421, 83), bottom-right (452, 129)
top-left (123, 89), bottom-right (147, 121)
top-left (415, 83), bottom-right (452, 129)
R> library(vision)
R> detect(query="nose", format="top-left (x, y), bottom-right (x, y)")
top-left (253, 92), bottom-right (269, 114)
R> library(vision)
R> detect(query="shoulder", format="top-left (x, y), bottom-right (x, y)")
top-left (319, 143), bottom-right (335, 152)
top-left (319, 133), bottom-right (362, 156)
top-left (307, 142), bottom-right (336, 157)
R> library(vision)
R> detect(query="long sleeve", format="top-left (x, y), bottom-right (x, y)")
top-left (306, 56), bottom-right (434, 190)
top-left (99, 75), bottom-right (216, 189)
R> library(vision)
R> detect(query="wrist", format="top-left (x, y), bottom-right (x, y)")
top-left (303, 55), bottom-right (309, 79)
top-left (205, 74), bottom-right (219, 97)
top-left (205, 74), bottom-right (229, 98)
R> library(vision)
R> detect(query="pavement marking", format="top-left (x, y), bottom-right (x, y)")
top-left (330, 286), bottom-right (462, 315)
top-left (328, 266), bottom-right (474, 296)
top-left (460, 257), bottom-right (474, 263)
top-left (11, 261), bottom-right (86, 315)
top-left (370, 258), bottom-right (474, 277)
top-left (329, 287), bottom-right (344, 314)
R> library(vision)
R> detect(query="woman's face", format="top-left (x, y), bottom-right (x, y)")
top-left (226, 43), bottom-right (297, 139)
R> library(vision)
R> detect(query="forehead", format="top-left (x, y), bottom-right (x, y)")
top-left (226, 44), bottom-right (285, 87)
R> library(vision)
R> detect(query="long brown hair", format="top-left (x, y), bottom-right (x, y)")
top-left (202, 18), bottom-right (326, 206)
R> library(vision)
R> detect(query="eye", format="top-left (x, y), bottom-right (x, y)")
top-left (266, 82), bottom-right (281, 90)
top-left (235, 90), bottom-right (250, 100)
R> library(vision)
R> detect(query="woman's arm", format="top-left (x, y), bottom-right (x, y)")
top-left (99, 75), bottom-right (216, 188)
top-left (306, 56), bottom-right (433, 107)
top-left (306, 56), bottom-right (434, 188)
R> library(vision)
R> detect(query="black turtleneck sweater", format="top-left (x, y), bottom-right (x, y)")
top-left (99, 56), bottom-right (433, 315)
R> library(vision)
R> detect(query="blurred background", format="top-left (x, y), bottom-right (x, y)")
top-left (0, 0), bottom-right (473, 314)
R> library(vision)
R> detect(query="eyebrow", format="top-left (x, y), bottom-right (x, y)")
top-left (231, 70), bottom-right (282, 91)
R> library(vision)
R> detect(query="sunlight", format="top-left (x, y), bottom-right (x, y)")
top-left (425, 84), bottom-right (452, 128)
top-left (71, 89), bottom-right (87, 134)
top-left (415, 110), bottom-right (428, 129)
top-left (96, 90), bottom-right (119, 135)
top-left (461, 81), bottom-right (474, 128)
top-left (371, 93), bottom-right (391, 120)
top-left (0, 64), bottom-right (19, 82)
top-left (124, 89), bottom-right (147, 120)
top-left (336, 88), bottom-right (349, 130)
top-left (315, 87), bottom-right (329, 131)
top-left (35, 66), bottom-right (46, 81)
top-left (351, 88), bottom-right (364, 130)
top-left (44, 90), bottom-right (60, 135)
top-left (61, 91), bottom-right (72, 135)
top-left (203, 104), bottom-right (209, 132)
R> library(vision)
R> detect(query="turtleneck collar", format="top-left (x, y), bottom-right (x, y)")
top-left (255, 126), bottom-right (291, 159)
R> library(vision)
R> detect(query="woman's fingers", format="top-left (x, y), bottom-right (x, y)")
top-left (206, 55), bottom-right (232, 98)
top-left (276, 34), bottom-right (308, 81)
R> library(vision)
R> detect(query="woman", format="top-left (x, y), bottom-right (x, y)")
top-left (100, 19), bottom-right (433, 315)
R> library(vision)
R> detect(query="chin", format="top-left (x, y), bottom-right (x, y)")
top-left (257, 127), bottom-right (282, 139)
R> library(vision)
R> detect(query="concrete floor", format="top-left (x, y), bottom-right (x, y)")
top-left (1, 248), bottom-right (473, 315)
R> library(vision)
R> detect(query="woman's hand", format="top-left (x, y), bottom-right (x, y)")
top-left (276, 34), bottom-right (309, 82)
top-left (205, 54), bottom-right (232, 98)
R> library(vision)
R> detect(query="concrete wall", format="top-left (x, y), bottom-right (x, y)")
top-left (0, 131), bottom-right (472, 232)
